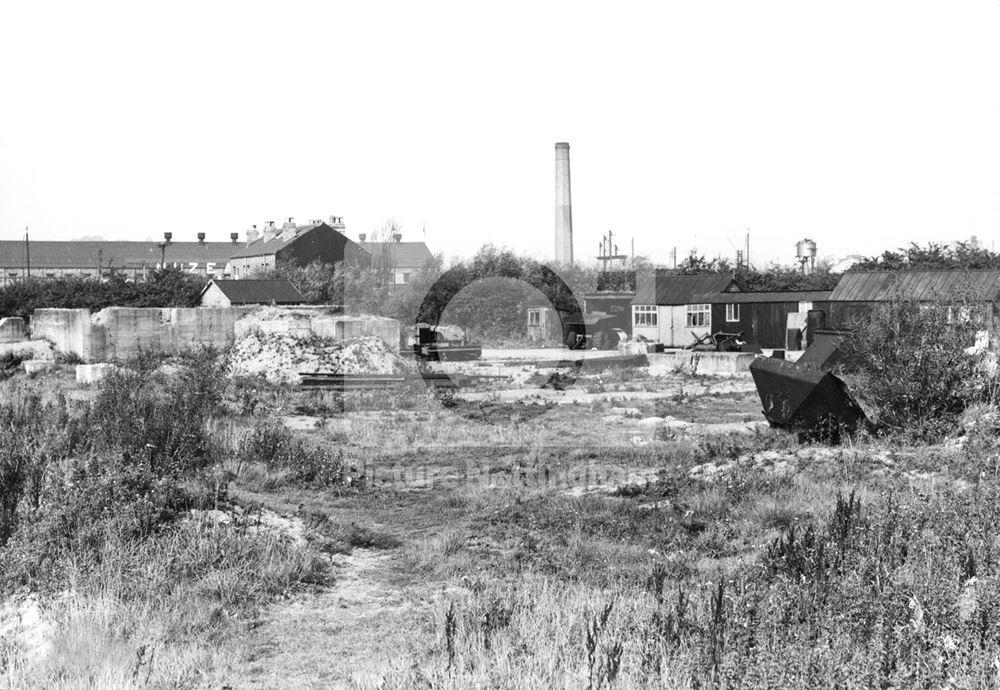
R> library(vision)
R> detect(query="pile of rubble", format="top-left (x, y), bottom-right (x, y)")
top-left (228, 330), bottom-right (414, 385)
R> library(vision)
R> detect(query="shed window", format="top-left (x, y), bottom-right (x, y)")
top-left (528, 309), bottom-right (541, 326)
top-left (726, 304), bottom-right (740, 322)
top-left (633, 305), bottom-right (657, 327)
top-left (686, 304), bottom-right (710, 327)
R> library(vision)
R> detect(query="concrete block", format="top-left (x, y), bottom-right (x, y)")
top-left (0, 341), bottom-right (55, 361)
top-left (0, 317), bottom-right (27, 343)
top-left (22, 360), bottom-right (55, 375)
top-left (76, 363), bottom-right (117, 385)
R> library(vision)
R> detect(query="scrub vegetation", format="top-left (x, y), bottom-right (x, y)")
top-left (3, 295), bottom-right (1000, 687)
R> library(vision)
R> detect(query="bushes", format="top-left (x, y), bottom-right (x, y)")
top-left (0, 350), bottom-right (229, 591)
top-left (839, 293), bottom-right (996, 441)
top-left (0, 267), bottom-right (204, 320)
top-left (235, 423), bottom-right (346, 488)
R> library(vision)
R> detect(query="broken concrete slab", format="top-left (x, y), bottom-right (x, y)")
top-left (0, 317), bottom-right (26, 343)
top-left (22, 360), bottom-right (55, 376)
top-left (75, 363), bottom-right (117, 385)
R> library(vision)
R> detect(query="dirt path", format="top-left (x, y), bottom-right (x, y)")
top-left (232, 547), bottom-right (436, 689)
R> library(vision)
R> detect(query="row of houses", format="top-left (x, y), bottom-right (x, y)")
top-left (0, 217), bottom-right (435, 289)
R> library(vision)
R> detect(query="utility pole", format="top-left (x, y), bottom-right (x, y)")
top-left (24, 226), bottom-right (31, 279)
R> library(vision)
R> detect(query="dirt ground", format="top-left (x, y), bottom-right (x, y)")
top-left (218, 348), bottom-right (771, 687)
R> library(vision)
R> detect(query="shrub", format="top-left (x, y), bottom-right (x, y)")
top-left (0, 350), bottom-right (229, 591)
top-left (235, 423), bottom-right (347, 488)
top-left (839, 291), bottom-right (995, 441)
top-left (0, 267), bottom-right (204, 320)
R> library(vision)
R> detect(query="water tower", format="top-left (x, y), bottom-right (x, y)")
top-left (796, 238), bottom-right (817, 275)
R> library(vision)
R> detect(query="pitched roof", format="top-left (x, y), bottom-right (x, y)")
top-left (228, 222), bottom-right (327, 260)
top-left (829, 269), bottom-right (1000, 302)
top-left (202, 279), bottom-right (306, 304)
top-left (0, 240), bottom-right (238, 270)
top-left (721, 290), bottom-right (833, 304)
top-left (632, 272), bottom-right (738, 305)
top-left (359, 241), bottom-right (434, 269)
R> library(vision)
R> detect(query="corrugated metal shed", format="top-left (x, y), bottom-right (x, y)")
top-left (201, 279), bottom-right (306, 305)
top-left (829, 270), bottom-right (1000, 302)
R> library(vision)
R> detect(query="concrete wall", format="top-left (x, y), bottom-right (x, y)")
top-left (647, 351), bottom-right (756, 376)
top-left (30, 309), bottom-right (97, 359)
top-left (0, 317), bottom-right (27, 343)
top-left (31, 306), bottom-right (399, 362)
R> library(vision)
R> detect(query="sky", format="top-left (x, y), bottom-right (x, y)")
top-left (2, 1), bottom-right (999, 269)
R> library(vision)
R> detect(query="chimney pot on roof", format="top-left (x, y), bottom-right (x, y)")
top-left (197, 232), bottom-right (206, 244)
top-left (230, 232), bottom-right (239, 244)
top-left (359, 233), bottom-right (367, 242)
top-left (163, 232), bottom-right (172, 243)
top-left (392, 232), bottom-right (402, 243)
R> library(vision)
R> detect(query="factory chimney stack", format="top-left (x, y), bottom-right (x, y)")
top-left (554, 142), bottom-right (574, 266)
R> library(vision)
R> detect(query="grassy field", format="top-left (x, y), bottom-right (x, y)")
top-left (3, 354), bottom-right (1000, 688)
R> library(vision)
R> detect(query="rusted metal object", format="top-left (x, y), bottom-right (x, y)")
top-left (750, 335), bottom-right (866, 438)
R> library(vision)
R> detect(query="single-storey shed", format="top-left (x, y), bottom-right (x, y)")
top-left (631, 272), bottom-right (739, 347)
top-left (713, 290), bottom-right (832, 349)
top-left (200, 279), bottom-right (307, 307)
top-left (826, 269), bottom-right (1000, 327)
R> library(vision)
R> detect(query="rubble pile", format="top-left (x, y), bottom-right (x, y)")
top-left (229, 330), bottom-right (413, 385)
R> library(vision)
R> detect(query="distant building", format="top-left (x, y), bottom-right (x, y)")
top-left (583, 291), bottom-right (636, 336)
top-left (200, 279), bottom-right (306, 307)
top-left (0, 235), bottom-right (241, 285)
top-left (358, 234), bottom-right (434, 290)
top-left (229, 218), bottom-right (369, 278)
top-left (715, 290), bottom-right (833, 350)
top-left (827, 269), bottom-right (1000, 327)
top-left (630, 272), bottom-right (738, 347)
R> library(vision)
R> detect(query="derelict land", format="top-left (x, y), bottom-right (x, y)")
top-left (2, 331), bottom-right (998, 690)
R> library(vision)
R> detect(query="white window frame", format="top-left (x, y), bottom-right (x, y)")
top-left (633, 305), bottom-right (658, 328)
top-left (528, 309), bottom-right (541, 326)
top-left (726, 304), bottom-right (740, 322)
top-left (686, 303), bottom-right (711, 328)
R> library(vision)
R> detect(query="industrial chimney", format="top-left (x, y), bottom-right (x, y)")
top-left (554, 142), bottom-right (573, 265)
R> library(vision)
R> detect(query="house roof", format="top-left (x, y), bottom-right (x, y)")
top-left (632, 273), bottom-right (738, 306)
top-left (201, 279), bottom-right (306, 305)
top-left (0, 240), bottom-right (238, 270)
top-left (228, 223), bottom-right (327, 260)
top-left (829, 269), bottom-right (1000, 302)
top-left (721, 290), bottom-right (833, 304)
top-left (359, 241), bottom-right (434, 269)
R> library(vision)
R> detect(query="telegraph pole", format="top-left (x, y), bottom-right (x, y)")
top-left (24, 227), bottom-right (31, 279)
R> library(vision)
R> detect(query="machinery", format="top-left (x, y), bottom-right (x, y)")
top-left (412, 324), bottom-right (482, 361)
